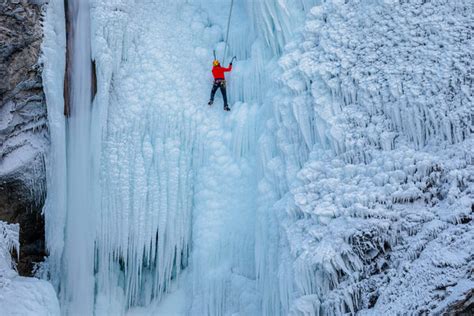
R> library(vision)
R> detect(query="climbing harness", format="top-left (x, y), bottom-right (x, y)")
top-left (223, 0), bottom-right (235, 65)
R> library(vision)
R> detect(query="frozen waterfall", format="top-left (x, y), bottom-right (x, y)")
top-left (62, 0), bottom-right (96, 313)
top-left (43, 0), bottom-right (271, 314)
top-left (40, 0), bottom-right (472, 315)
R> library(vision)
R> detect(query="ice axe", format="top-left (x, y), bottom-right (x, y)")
top-left (230, 56), bottom-right (236, 64)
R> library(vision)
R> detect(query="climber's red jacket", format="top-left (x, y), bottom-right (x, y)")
top-left (212, 64), bottom-right (232, 80)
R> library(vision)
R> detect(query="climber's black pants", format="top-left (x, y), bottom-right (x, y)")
top-left (210, 79), bottom-right (228, 107)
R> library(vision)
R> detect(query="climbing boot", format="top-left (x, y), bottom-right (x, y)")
top-left (208, 100), bottom-right (213, 106)
top-left (224, 105), bottom-right (230, 111)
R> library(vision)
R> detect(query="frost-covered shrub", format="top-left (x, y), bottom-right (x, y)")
top-left (0, 221), bottom-right (19, 277)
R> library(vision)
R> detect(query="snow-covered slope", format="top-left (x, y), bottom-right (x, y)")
top-left (0, 221), bottom-right (59, 315)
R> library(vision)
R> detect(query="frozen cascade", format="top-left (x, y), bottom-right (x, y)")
top-left (43, 0), bottom-right (98, 314)
top-left (40, 0), bottom-right (473, 315)
top-left (63, 1), bottom-right (96, 313)
top-left (44, 0), bottom-right (265, 314)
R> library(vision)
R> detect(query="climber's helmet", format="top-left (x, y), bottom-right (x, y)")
top-left (213, 60), bottom-right (220, 67)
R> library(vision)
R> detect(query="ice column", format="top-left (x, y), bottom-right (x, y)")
top-left (61, 0), bottom-right (96, 314)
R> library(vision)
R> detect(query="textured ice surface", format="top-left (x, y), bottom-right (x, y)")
top-left (44, 0), bottom-right (260, 314)
top-left (256, 0), bottom-right (473, 314)
top-left (41, 0), bottom-right (67, 296)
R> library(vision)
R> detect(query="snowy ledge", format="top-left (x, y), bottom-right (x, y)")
top-left (0, 221), bottom-right (59, 315)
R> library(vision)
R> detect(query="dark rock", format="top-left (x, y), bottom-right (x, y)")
top-left (443, 288), bottom-right (474, 316)
top-left (0, 0), bottom-right (48, 276)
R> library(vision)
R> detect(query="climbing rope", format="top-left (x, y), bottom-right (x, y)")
top-left (222, 0), bottom-right (235, 65)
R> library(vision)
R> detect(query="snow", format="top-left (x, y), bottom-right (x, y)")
top-left (39, 0), bottom-right (473, 314)
top-left (128, 288), bottom-right (186, 316)
top-left (0, 221), bottom-right (60, 315)
top-left (126, 272), bottom-right (187, 316)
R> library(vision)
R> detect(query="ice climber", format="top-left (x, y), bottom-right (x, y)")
top-left (208, 59), bottom-right (233, 111)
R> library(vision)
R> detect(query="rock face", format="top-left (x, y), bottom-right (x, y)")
top-left (0, 0), bottom-right (48, 276)
top-left (445, 289), bottom-right (474, 316)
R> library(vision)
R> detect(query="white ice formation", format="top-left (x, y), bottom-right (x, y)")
top-left (38, 0), bottom-right (473, 315)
